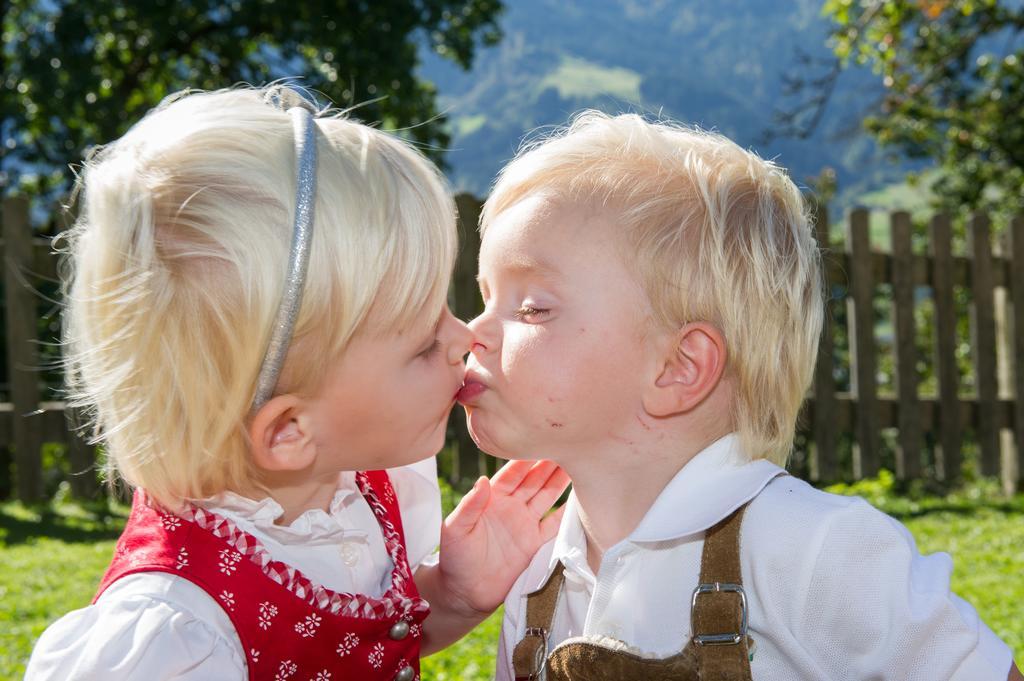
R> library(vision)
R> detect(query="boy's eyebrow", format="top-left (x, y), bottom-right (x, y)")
top-left (477, 257), bottom-right (562, 282)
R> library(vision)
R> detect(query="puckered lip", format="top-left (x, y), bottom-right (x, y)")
top-left (456, 369), bottom-right (490, 405)
top-left (462, 368), bottom-right (489, 389)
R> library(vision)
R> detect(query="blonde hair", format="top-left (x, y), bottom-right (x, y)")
top-left (62, 86), bottom-right (457, 508)
top-left (481, 112), bottom-right (823, 465)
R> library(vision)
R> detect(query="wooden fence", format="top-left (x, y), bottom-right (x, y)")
top-left (808, 203), bottom-right (1023, 491)
top-left (1, 195), bottom-right (1022, 502)
top-left (1, 196), bottom-right (98, 502)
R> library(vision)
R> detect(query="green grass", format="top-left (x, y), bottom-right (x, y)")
top-left (905, 509), bottom-right (1023, 654)
top-left (1, 480), bottom-right (1021, 680)
top-left (0, 500), bottom-right (127, 679)
top-left (422, 610), bottom-right (502, 680)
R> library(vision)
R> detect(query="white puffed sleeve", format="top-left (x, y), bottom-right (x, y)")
top-left (388, 456), bottom-right (443, 571)
top-left (799, 499), bottom-right (1014, 681)
top-left (25, 574), bottom-right (247, 681)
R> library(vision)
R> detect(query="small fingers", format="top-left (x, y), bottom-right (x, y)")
top-left (527, 466), bottom-right (571, 515)
top-left (489, 459), bottom-right (540, 495)
top-left (496, 459), bottom-right (560, 502)
top-left (539, 504), bottom-right (567, 542)
top-left (444, 476), bottom-right (491, 535)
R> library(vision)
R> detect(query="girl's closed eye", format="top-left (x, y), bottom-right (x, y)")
top-left (513, 305), bottom-right (550, 322)
top-left (418, 339), bottom-right (441, 359)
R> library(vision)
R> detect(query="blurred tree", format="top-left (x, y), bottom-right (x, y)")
top-left (0, 0), bottom-right (502, 201)
top-left (773, 0), bottom-right (1023, 221)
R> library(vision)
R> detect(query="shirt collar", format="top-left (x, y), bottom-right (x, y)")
top-left (550, 492), bottom-right (592, 586)
top-left (547, 433), bottom-right (785, 578)
top-left (196, 471), bottom-right (369, 547)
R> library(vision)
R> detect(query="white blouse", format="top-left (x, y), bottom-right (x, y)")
top-left (496, 435), bottom-right (1015, 681)
top-left (25, 458), bottom-right (442, 680)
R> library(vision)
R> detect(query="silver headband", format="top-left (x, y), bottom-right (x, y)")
top-left (251, 95), bottom-right (319, 411)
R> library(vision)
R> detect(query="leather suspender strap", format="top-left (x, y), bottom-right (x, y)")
top-left (511, 501), bottom-right (758, 681)
top-left (512, 563), bottom-right (566, 680)
top-left (691, 504), bottom-right (753, 680)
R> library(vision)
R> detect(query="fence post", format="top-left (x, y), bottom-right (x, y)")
top-left (847, 208), bottom-right (879, 478)
top-left (994, 232), bottom-right (1015, 496)
top-left (1008, 215), bottom-right (1024, 492)
top-left (66, 409), bottom-right (99, 499)
top-left (891, 211), bottom-right (921, 479)
top-left (811, 199), bottom-right (838, 481)
top-left (930, 214), bottom-right (961, 481)
top-left (968, 213), bottom-right (999, 477)
top-left (2, 196), bottom-right (44, 503)
top-left (451, 193), bottom-right (485, 485)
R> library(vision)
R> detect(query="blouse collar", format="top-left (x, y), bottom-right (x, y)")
top-left (196, 471), bottom-right (370, 547)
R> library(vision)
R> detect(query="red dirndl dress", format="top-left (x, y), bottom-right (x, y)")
top-left (95, 470), bottom-right (429, 681)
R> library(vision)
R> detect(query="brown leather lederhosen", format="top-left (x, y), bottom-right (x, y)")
top-left (511, 504), bottom-right (754, 681)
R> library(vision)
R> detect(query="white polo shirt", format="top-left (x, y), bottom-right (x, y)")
top-left (496, 435), bottom-right (1014, 681)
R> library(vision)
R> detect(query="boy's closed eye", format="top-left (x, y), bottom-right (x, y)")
top-left (512, 305), bottom-right (550, 322)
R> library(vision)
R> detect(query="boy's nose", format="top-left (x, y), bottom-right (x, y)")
top-left (466, 312), bottom-right (493, 354)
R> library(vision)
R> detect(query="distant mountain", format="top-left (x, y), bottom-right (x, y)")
top-left (417, 0), bottom-right (920, 206)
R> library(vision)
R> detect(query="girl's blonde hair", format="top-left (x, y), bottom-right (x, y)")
top-left (62, 86), bottom-right (456, 508)
top-left (481, 112), bottom-right (823, 465)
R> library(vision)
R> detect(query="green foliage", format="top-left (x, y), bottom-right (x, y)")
top-left (821, 0), bottom-right (1024, 222)
top-left (824, 468), bottom-right (1023, 515)
top-left (439, 474), bottom-right (462, 517)
top-left (0, 0), bottom-right (503, 200)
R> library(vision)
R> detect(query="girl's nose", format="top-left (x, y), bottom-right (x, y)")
top-left (446, 310), bottom-right (476, 364)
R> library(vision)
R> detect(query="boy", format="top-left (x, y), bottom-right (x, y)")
top-left (458, 112), bottom-right (1021, 680)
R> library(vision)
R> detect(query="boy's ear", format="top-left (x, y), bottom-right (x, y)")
top-left (643, 322), bottom-right (727, 418)
top-left (247, 395), bottom-right (317, 472)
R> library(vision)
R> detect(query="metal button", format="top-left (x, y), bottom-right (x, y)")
top-left (394, 664), bottom-right (415, 681)
top-left (389, 620), bottom-right (410, 641)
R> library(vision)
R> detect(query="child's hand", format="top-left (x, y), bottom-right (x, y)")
top-left (438, 459), bottom-right (569, 617)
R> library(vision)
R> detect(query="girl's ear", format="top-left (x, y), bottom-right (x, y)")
top-left (247, 395), bottom-right (317, 472)
top-left (642, 321), bottom-right (728, 418)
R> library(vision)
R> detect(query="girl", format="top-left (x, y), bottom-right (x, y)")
top-left (25, 85), bottom-right (567, 680)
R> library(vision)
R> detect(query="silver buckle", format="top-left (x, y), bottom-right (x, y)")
top-left (523, 627), bottom-right (549, 680)
top-left (690, 582), bottom-right (748, 646)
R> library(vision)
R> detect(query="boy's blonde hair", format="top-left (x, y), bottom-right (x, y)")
top-left (481, 112), bottom-right (822, 465)
top-left (62, 87), bottom-right (456, 508)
